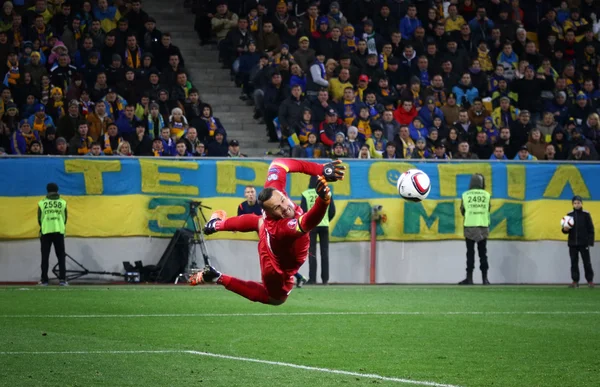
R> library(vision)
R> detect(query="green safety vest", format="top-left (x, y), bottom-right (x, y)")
top-left (301, 189), bottom-right (329, 227)
top-left (462, 189), bottom-right (491, 227)
top-left (38, 197), bottom-right (67, 235)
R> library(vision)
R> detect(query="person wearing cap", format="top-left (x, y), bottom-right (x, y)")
top-left (319, 108), bottom-right (346, 147)
top-left (562, 196), bottom-right (595, 288)
top-left (432, 141), bottom-right (450, 159)
top-left (513, 144), bottom-right (537, 160)
top-left (570, 92), bottom-right (594, 125)
top-left (212, 1), bottom-right (239, 45)
top-left (27, 103), bottom-right (55, 137)
top-left (281, 21), bottom-right (300, 52)
top-left (227, 139), bottom-right (246, 157)
top-left (38, 182), bottom-right (68, 286)
top-left (459, 174), bottom-right (491, 285)
top-left (293, 36), bottom-right (316, 73)
top-left (326, 2), bottom-right (348, 30)
top-left (492, 96), bottom-right (518, 128)
top-left (10, 119), bottom-right (40, 154)
top-left (363, 19), bottom-right (383, 56)
top-left (306, 49), bottom-right (329, 97)
top-left (28, 140), bottom-right (43, 155)
top-left (418, 96), bottom-right (445, 128)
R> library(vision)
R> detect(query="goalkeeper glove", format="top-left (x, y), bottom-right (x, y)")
top-left (204, 218), bottom-right (222, 235)
top-left (315, 176), bottom-right (331, 202)
top-left (322, 160), bottom-right (346, 182)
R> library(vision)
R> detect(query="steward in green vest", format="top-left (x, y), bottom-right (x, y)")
top-left (459, 174), bottom-right (491, 286)
top-left (300, 176), bottom-right (336, 285)
top-left (37, 182), bottom-right (68, 286)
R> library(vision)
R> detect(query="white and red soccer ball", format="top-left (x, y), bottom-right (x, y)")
top-left (397, 169), bottom-right (431, 202)
top-left (561, 215), bottom-right (574, 229)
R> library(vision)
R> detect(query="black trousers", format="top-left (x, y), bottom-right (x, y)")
top-left (465, 238), bottom-right (488, 273)
top-left (309, 226), bottom-right (330, 283)
top-left (569, 246), bottom-right (594, 283)
top-left (40, 232), bottom-right (66, 282)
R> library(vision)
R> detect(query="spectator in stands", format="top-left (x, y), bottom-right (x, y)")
top-left (228, 139), bottom-right (246, 157)
top-left (159, 126), bottom-right (175, 155)
top-left (28, 104), bottom-right (54, 137)
top-left (87, 142), bottom-right (104, 156)
top-left (54, 137), bottom-right (68, 155)
top-left (11, 119), bottom-right (39, 154)
top-left (472, 131), bottom-right (493, 160)
top-left (206, 127), bottom-right (228, 156)
top-left (194, 142), bottom-right (206, 157)
top-left (115, 104), bottom-right (140, 141)
top-left (151, 137), bottom-right (165, 156)
top-left (56, 100), bottom-right (82, 141)
top-left (174, 139), bottom-right (191, 157)
top-left (69, 122), bottom-right (93, 156)
top-left (515, 145), bottom-right (537, 160)
top-left (263, 72), bottom-right (289, 142)
top-left (87, 102), bottom-right (112, 141)
top-left (168, 107), bottom-right (189, 139)
top-left (454, 140), bottom-right (478, 160)
top-left (131, 122), bottom-right (152, 156)
top-left (279, 84), bottom-right (304, 138)
top-left (100, 123), bottom-right (122, 156)
top-left (182, 127), bottom-right (201, 154)
top-left (319, 108), bottom-right (346, 148)
top-left (293, 36), bottom-right (315, 74)
top-left (117, 140), bottom-right (133, 156)
top-left (213, 1), bottom-right (239, 61)
top-left (394, 100), bottom-right (417, 126)
top-left (306, 51), bottom-right (328, 97)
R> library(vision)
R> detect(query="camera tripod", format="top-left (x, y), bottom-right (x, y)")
top-left (172, 201), bottom-right (213, 284)
top-left (52, 253), bottom-right (124, 282)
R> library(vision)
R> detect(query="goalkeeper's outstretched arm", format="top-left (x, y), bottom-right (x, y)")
top-left (205, 214), bottom-right (261, 235)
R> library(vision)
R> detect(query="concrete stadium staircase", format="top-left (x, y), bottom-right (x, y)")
top-left (144, 0), bottom-right (270, 157)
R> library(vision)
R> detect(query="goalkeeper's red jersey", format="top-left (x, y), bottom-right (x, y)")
top-left (257, 160), bottom-right (323, 276)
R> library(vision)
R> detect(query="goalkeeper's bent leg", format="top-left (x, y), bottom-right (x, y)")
top-left (218, 275), bottom-right (271, 304)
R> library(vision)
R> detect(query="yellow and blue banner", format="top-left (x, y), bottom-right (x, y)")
top-left (0, 158), bottom-right (599, 241)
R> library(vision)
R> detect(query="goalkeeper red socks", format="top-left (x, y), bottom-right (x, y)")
top-left (218, 275), bottom-right (270, 304)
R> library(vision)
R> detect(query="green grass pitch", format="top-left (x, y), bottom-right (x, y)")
top-left (0, 285), bottom-right (599, 387)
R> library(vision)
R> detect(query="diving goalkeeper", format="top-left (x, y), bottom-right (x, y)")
top-left (189, 159), bottom-right (345, 305)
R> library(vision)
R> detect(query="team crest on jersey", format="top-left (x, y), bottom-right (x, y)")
top-left (268, 168), bottom-right (279, 173)
top-left (287, 219), bottom-right (297, 229)
top-left (268, 173), bottom-right (278, 181)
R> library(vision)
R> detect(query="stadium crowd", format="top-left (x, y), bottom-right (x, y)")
top-left (0, 0), bottom-right (245, 158)
top-left (192, 0), bottom-right (600, 161)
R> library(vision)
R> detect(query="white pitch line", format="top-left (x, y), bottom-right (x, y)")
top-left (0, 350), bottom-right (462, 387)
top-left (0, 350), bottom-right (182, 355)
top-left (1, 311), bottom-right (599, 319)
top-left (185, 350), bottom-right (461, 387)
